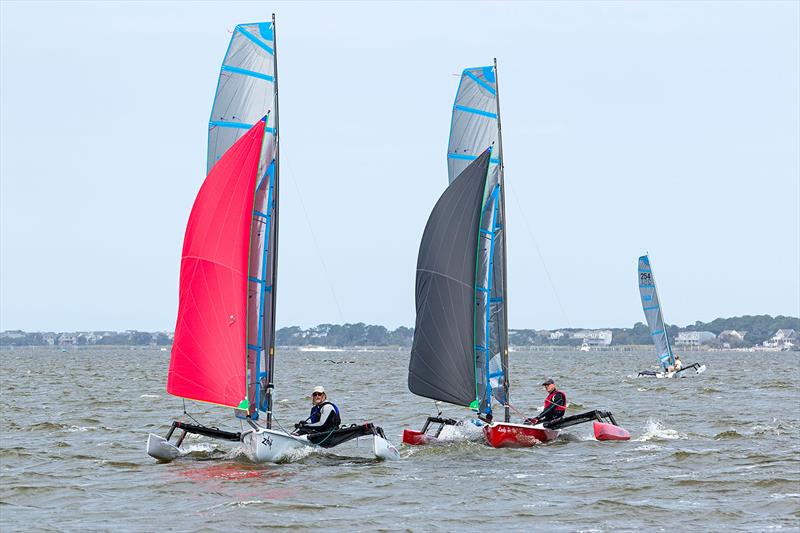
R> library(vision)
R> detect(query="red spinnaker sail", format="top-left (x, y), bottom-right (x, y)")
top-left (167, 118), bottom-right (266, 408)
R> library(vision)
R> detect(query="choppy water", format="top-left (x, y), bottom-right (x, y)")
top-left (1, 347), bottom-right (798, 531)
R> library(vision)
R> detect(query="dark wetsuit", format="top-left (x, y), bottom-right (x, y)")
top-left (296, 401), bottom-right (341, 435)
top-left (538, 390), bottom-right (567, 423)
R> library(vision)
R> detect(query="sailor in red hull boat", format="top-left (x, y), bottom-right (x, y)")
top-left (525, 378), bottom-right (566, 426)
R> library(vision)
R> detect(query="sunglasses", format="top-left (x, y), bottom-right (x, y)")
top-left (312, 392), bottom-right (324, 397)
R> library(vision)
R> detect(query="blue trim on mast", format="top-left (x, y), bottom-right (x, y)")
top-left (255, 160), bottom-right (276, 413)
top-left (474, 183), bottom-right (501, 417)
top-left (483, 187), bottom-right (501, 414)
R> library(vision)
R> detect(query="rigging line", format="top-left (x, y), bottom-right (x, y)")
top-left (282, 157), bottom-right (346, 323)
top-left (181, 399), bottom-right (203, 427)
top-left (506, 182), bottom-right (571, 326)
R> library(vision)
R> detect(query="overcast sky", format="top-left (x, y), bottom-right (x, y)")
top-left (1, 1), bottom-right (798, 332)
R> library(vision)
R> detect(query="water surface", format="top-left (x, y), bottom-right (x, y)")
top-left (1, 348), bottom-right (798, 531)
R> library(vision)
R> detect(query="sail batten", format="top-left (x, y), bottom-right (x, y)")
top-left (638, 255), bottom-right (675, 369)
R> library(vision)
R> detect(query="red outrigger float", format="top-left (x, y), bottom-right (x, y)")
top-left (483, 410), bottom-right (630, 448)
top-left (404, 410), bottom-right (630, 448)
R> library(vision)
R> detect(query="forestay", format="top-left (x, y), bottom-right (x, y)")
top-left (409, 150), bottom-right (493, 406)
top-left (638, 255), bottom-right (675, 369)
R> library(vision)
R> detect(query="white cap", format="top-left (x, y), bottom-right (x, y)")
top-left (312, 386), bottom-right (325, 394)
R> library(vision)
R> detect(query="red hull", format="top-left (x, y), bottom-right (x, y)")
top-left (483, 422), bottom-right (559, 448)
top-left (402, 429), bottom-right (439, 446)
top-left (593, 421), bottom-right (630, 441)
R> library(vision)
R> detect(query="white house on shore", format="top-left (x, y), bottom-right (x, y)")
top-left (675, 331), bottom-right (716, 346)
top-left (763, 329), bottom-right (797, 349)
top-left (571, 330), bottom-right (613, 346)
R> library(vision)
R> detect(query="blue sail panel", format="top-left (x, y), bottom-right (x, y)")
top-left (208, 22), bottom-right (276, 175)
top-left (638, 255), bottom-right (675, 369)
top-left (447, 66), bottom-right (501, 184)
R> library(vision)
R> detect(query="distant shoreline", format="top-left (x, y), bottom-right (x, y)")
top-left (1, 344), bottom-right (792, 353)
top-left (2, 315), bottom-right (797, 350)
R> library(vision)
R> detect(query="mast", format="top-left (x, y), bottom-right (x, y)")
top-left (265, 13), bottom-right (280, 429)
top-left (650, 256), bottom-right (675, 363)
top-left (493, 58), bottom-right (511, 423)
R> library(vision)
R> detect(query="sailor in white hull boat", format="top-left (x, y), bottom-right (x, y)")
top-left (294, 386), bottom-right (341, 435)
top-left (525, 378), bottom-right (567, 426)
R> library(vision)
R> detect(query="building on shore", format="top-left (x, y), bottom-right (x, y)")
top-left (571, 330), bottom-right (613, 346)
top-left (763, 329), bottom-right (797, 350)
top-left (675, 331), bottom-right (716, 346)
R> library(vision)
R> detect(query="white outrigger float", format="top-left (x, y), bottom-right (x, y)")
top-left (146, 16), bottom-right (398, 464)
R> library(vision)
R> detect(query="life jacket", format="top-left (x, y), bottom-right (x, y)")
top-left (544, 390), bottom-right (567, 413)
top-left (309, 401), bottom-right (341, 430)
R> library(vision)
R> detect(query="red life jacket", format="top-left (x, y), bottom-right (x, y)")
top-left (544, 390), bottom-right (567, 412)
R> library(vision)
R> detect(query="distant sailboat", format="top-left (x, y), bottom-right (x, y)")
top-left (147, 17), bottom-right (398, 463)
top-left (403, 62), bottom-right (627, 447)
top-left (637, 255), bottom-right (706, 378)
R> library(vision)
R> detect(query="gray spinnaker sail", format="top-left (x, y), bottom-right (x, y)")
top-left (638, 255), bottom-right (675, 369)
top-left (208, 21), bottom-right (278, 420)
top-left (409, 150), bottom-right (493, 406)
top-left (447, 66), bottom-right (501, 184)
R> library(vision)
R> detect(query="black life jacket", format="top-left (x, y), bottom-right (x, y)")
top-left (309, 401), bottom-right (341, 430)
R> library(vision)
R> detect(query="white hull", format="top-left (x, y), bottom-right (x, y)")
top-left (641, 363), bottom-right (707, 379)
top-left (243, 426), bottom-right (400, 463)
top-left (242, 427), bottom-right (311, 463)
top-left (148, 425), bottom-right (401, 464)
top-left (147, 433), bottom-right (181, 462)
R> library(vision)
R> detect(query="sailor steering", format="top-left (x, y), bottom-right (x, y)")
top-left (294, 386), bottom-right (341, 435)
top-left (525, 378), bottom-right (567, 426)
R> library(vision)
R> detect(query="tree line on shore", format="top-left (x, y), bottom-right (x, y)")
top-left (1, 315), bottom-right (797, 348)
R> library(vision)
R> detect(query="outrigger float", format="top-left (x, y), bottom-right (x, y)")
top-left (636, 255), bottom-right (706, 379)
top-left (404, 410), bottom-right (629, 448)
top-left (403, 63), bottom-right (629, 449)
top-left (147, 17), bottom-right (398, 464)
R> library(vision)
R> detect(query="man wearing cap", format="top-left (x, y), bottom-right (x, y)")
top-left (294, 386), bottom-right (341, 435)
top-left (525, 378), bottom-right (567, 426)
